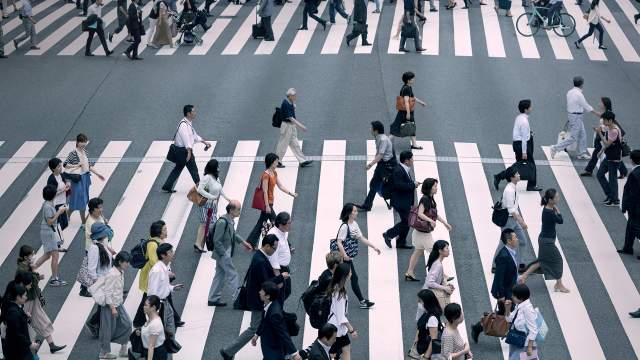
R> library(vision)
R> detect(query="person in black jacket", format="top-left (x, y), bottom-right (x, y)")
top-left (383, 151), bottom-right (418, 249)
top-left (317, 251), bottom-right (343, 295)
top-left (299, 0), bottom-right (327, 30)
top-left (1, 283), bottom-right (39, 360)
top-left (619, 149), bottom-right (640, 259)
top-left (345, 0), bottom-right (371, 46)
top-left (124, 0), bottom-right (143, 60)
top-left (220, 234), bottom-right (289, 360)
top-left (470, 228), bottom-right (518, 343)
top-left (251, 281), bottom-right (301, 360)
top-left (299, 323), bottom-right (338, 360)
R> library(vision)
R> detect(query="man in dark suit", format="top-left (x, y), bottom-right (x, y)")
top-left (299, 323), bottom-right (338, 360)
top-left (470, 228), bottom-right (519, 343)
top-left (345, 0), bottom-right (371, 46)
top-left (619, 149), bottom-right (640, 260)
top-left (383, 150), bottom-right (418, 249)
top-left (251, 281), bottom-right (301, 360)
top-left (220, 234), bottom-right (289, 360)
top-left (299, 0), bottom-right (327, 30)
top-left (124, 0), bottom-right (142, 60)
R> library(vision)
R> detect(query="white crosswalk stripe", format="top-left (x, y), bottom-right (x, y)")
top-left (0, 139), bottom-right (638, 359)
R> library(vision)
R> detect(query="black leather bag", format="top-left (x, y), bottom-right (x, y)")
top-left (401, 22), bottom-right (417, 38)
top-left (353, 22), bottom-right (367, 34)
top-left (492, 197), bottom-right (509, 227)
top-left (164, 337), bottom-right (182, 354)
top-left (166, 120), bottom-right (188, 164)
top-left (233, 272), bottom-right (250, 311)
top-left (513, 160), bottom-right (535, 182)
top-left (283, 311), bottom-right (300, 336)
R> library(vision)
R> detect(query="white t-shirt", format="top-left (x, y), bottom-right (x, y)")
top-left (141, 317), bottom-right (165, 349)
top-left (53, 174), bottom-right (67, 206)
top-left (337, 221), bottom-right (362, 241)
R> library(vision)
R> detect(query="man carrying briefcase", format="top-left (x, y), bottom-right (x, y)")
top-left (493, 99), bottom-right (542, 192)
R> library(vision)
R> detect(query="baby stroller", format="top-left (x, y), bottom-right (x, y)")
top-left (175, 10), bottom-right (208, 46)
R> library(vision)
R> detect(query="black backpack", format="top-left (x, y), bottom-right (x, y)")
top-left (205, 218), bottom-right (229, 252)
top-left (272, 107), bottom-right (283, 128)
top-left (301, 280), bottom-right (321, 313)
top-left (283, 311), bottom-right (300, 336)
top-left (130, 239), bottom-right (158, 269)
top-left (305, 284), bottom-right (332, 329)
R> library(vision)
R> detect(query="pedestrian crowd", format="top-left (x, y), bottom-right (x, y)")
top-left (0, 73), bottom-right (639, 360)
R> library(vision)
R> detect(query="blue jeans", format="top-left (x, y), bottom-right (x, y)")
top-left (597, 159), bottom-right (619, 202)
top-left (329, 0), bottom-right (349, 22)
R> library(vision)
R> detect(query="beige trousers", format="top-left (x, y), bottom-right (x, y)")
top-left (275, 122), bottom-right (306, 163)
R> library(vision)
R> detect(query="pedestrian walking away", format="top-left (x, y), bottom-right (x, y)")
top-left (84, 222), bottom-right (115, 337)
top-left (383, 151), bottom-right (419, 249)
top-left (574, 0), bottom-right (611, 50)
top-left (618, 150), bottom-right (640, 259)
top-left (46, 158), bottom-right (70, 233)
top-left (345, 0), bottom-right (371, 46)
top-left (518, 189), bottom-right (570, 293)
top-left (389, 72), bottom-right (427, 148)
top-left (299, 0), bottom-right (327, 30)
top-left (494, 99), bottom-right (542, 192)
top-left (550, 77), bottom-right (601, 160)
top-left (124, 0), bottom-right (143, 60)
top-left (194, 159), bottom-right (230, 253)
top-left (275, 88), bottom-right (313, 168)
top-left (12, 0), bottom-right (39, 50)
top-left (207, 200), bottom-right (252, 307)
top-left (356, 121), bottom-right (395, 212)
top-left (84, 0), bottom-right (113, 56)
top-left (326, 263), bottom-right (358, 360)
top-left (81, 197), bottom-right (115, 297)
top-left (405, 178), bottom-right (452, 281)
top-left (162, 104), bottom-right (212, 192)
top-left (493, 167), bottom-right (528, 270)
top-left (394, 0), bottom-right (425, 52)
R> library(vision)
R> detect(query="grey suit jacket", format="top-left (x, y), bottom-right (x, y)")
top-left (211, 216), bottom-right (244, 260)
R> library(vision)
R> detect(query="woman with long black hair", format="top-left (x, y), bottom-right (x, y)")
top-left (574, 0), bottom-right (611, 50)
top-left (408, 289), bottom-right (443, 359)
top-left (326, 263), bottom-right (358, 360)
top-left (425, 240), bottom-right (455, 310)
top-left (194, 159), bottom-right (229, 253)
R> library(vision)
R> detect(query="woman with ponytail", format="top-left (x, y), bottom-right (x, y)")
top-left (519, 189), bottom-right (569, 293)
top-left (85, 222), bottom-right (114, 338)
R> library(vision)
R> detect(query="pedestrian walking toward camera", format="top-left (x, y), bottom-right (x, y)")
top-left (194, 159), bottom-right (229, 253)
top-left (246, 153), bottom-right (298, 248)
top-left (595, 111), bottom-right (623, 207)
top-left (98, 252), bottom-right (132, 359)
top-left (47, 158), bottom-right (70, 233)
top-left (162, 105), bottom-right (212, 193)
top-left (84, 0), bottom-right (113, 56)
top-left (32, 185), bottom-right (68, 287)
top-left (518, 188), bottom-right (569, 292)
top-left (383, 151), bottom-right (419, 249)
top-left (356, 121), bottom-right (395, 212)
top-left (389, 72), bottom-right (427, 149)
top-left (395, 0), bottom-right (425, 52)
top-left (574, 0), bottom-right (611, 50)
top-left (440, 303), bottom-right (472, 360)
top-left (124, 0), bottom-right (143, 60)
top-left (208, 200), bottom-right (252, 307)
top-left (405, 178), bottom-right (452, 281)
top-left (345, 0), bottom-right (371, 46)
top-left (1, 283), bottom-right (38, 360)
top-left (64, 133), bottom-right (106, 226)
top-left (326, 263), bottom-right (358, 360)
top-left (425, 240), bottom-right (455, 309)
top-left (550, 77), bottom-right (600, 160)
top-left (493, 100), bottom-right (542, 192)
top-left (619, 150), bottom-right (640, 258)
top-left (504, 284), bottom-right (539, 359)
top-left (12, 0), bottom-right (39, 50)
top-left (275, 88), bottom-right (313, 168)
top-left (493, 167), bottom-right (528, 270)
top-left (331, 203), bottom-right (380, 309)
top-left (147, 243), bottom-right (185, 332)
top-left (266, 212), bottom-right (297, 305)
top-left (258, 0), bottom-right (275, 41)
top-left (15, 251), bottom-right (67, 354)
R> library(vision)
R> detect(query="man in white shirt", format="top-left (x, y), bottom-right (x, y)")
top-left (494, 100), bottom-right (541, 192)
top-left (550, 76), bottom-right (600, 160)
top-left (148, 243), bottom-right (185, 332)
top-left (162, 104), bottom-right (212, 193)
top-left (84, 0), bottom-right (112, 56)
top-left (267, 212), bottom-right (294, 305)
top-left (493, 167), bottom-right (527, 271)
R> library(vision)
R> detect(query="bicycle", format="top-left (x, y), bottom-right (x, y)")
top-left (516, 4), bottom-right (576, 37)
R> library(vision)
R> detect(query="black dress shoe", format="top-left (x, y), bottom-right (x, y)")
top-left (277, 162), bottom-right (285, 168)
top-left (635, 13), bottom-right (639, 24)
top-left (208, 301), bottom-right (227, 307)
top-left (346, 37), bottom-right (352, 46)
top-left (383, 232), bottom-right (392, 248)
top-left (0, 55), bottom-right (8, 58)
top-left (404, 274), bottom-right (420, 281)
top-left (49, 344), bottom-right (66, 353)
top-left (300, 160), bottom-right (313, 167)
top-left (220, 349), bottom-right (233, 360)
top-left (355, 204), bottom-right (371, 212)
top-left (105, 50), bottom-right (114, 56)
top-left (132, 56), bottom-right (143, 60)
top-left (298, 26), bottom-right (308, 30)
top-left (399, 47), bottom-right (409, 52)
top-left (526, 186), bottom-right (542, 192)
top-left (175, 321), bottom-right (186, 327)
top-left (361, 40), bottom-right (371, 46)
top-left (194, 244), bottom-right (205, 253)
top-left (630, 309), bottom-right (640, 318)
top-left (397, 244), bottom-right (414, 249)
top-left (85, 52), bottom-right (94, 56)
top-left (580, 171), bottom-right (592, 177)
top-left (493, 174), bottom-right (501, 191)
top-left (617, 249), bottom-right (633, 255)
top-left (321, 21), bottom-right (327, 30)
top-left (416, 47), bottom-right (425, 52)
top-left (161, 188), bottom-right (177, 193)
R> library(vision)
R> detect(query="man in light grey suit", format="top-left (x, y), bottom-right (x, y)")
top-left (207, 200), bottom-right (253, 307)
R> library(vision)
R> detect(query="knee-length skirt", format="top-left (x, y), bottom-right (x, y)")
top-left (69, 172), bottom-right (91, 212)
top-left (534, 236), bottom-right (563, 280)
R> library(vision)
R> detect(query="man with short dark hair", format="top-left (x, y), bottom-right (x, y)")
top-left (148, 243), bottom-right (185, 332)
top-left (493, 99), bottom-right (541, 192)
top-left (618, 149), bottom-right (640, 259)
top-left (267, 211), bottom-right (295, 304)
top-left (383, 150), bottom-right (418, 249)
top-left (162, 105), bottom-right (212, 193)
top-left (357, 121), bottom-right (395, 212)
top-left (345, 0), bottom-right (371, 46)
top-left (493, 167), bottom-right (528, 270)
top-left (299, 323), bottom-right (338, 360)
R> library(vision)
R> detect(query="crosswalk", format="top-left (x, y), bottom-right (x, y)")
top-left (0, 138), bottom-right (638, 359)
top-left (2, 0), bottom-right (640, 61)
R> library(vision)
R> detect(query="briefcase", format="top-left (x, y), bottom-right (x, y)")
top-left (513, 160), bottom-right (535, 182)
top-left (252, 23), bottom-right (265, 39)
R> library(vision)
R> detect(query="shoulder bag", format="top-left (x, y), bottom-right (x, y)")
top-left (395, 85), bottom-right (416, 112)
top-left (480, 303), bottom-right (509, 337)
top-left (187, 185), bottom-right (207, 206)
top-left (166, 120), bottom-right (188, 164)
top-left (409, 203), bottom-right (437, 233)
top-left (491, 194), bottom-right (509, 227)
top-left (251, 171), bottom-right (268, 211)
top-left (233, 271), bottom-right (250, 311)
top-left (329, 223), bottom-right (358, 259)
top-left (505, 309), bottom-right (528, 348)
top-left (76, 255), bottom-right (94, 288)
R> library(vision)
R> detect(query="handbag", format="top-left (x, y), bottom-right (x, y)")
top-left (187, 186), bottom-right (208, 206)
top-left (76, 255), bottom-right (95, 288)
top-left (129, 330), bottom-right (144, 354)
top-left (401, 22), bottom-right (416, 38)
top-left (164, 337), bottom-right (182, 353)
top-left (491, 196), bottom-right (509, 227)
top-left (329, 223), bottom-right (359, 258)
top-left (166, 120), bottom-right (188, 164)
top-left (409, 205), bottom-right (436, 233)
top-left (233, 272), bottom-right (250, 311)
top-left (251, 172), bottom-right (268, 211)
top-left (505, 309), bottom-right (528, 348)
top-left (398, 121), bottom-right (416, 137)
top-left (480, 305), bottom-right (509, 337)
top-left (395, 96), bottom-right (417, 112)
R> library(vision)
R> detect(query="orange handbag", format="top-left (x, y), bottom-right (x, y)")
top-left (187, 186), bottom-right (208, 206)
top-left (395, 96), bottom-right (416, 112)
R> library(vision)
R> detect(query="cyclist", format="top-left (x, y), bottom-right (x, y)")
top-left (546, 0), bottom-right (562, 26)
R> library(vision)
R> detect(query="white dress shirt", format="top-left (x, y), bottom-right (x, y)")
top-left (267, 227), bottom-right (291, 269)
top-left (566, 87), bottom-right (594, 114)
top-left (87, 3), bottom-right (103, 17)
top-left (147, 261), bottom-right (174, 299)
top-left (502, 182), bottom-right (519, 215)
top-left (508, 299), bottom-right (539, 342)
top-left (512, 113), bottom-right (531, 154)
top-left (174, 118), bottom-right (202, 149)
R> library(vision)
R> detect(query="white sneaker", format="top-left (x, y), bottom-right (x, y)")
top-left (118, 346), bottom-right (128, 358)
top-left (577, 154), bottom-right (591, 160)
top-left (550, 147), bottom-right (558, 159)
top-left (98, 352), bottom-right (117, 359)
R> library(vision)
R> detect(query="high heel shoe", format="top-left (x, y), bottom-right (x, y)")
top-left (193, 244), bottom-right (205, 253)
top-left (404, 273), bottom-right (420, 282)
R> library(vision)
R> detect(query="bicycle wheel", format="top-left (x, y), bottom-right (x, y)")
top-left (553, 12), bottom-right (576, 37)
top-left (516, 12), bottom-right (540, 37)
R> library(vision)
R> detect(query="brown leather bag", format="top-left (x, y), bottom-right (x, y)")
top-left (395, 96), bottom-right (416, 112)
top-left (480, 311), bottom-right (509, 337)
top-left (187, 186), bottom-right (208, 206)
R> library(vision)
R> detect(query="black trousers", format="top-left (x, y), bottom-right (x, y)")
top-left (278, 265), bottom-right (292, 307)
top-left (261, 16), bottom-right (274, 40)
top-left (346, 21), bottom-right (368, 43)
top-left (386, 207), bottom-right (410, 246)
top-left (362, 161), bottom-right (387, 210)
top-left (345, 260), bottom-right (364, 302)
top-left (162, 148), bottom-right (200, 191)
top-left (496, 139), bottom-right (537, 189)
top-left (133, 292), bottom-right (182, 328)
top-left (302, 3), bottom-right (325, 28)
top-left (246, 204), bottom-right (276, 247)
top-left (86, 26), bottom-right (109, 55)
top-left (125, 28), bottom-right (141, 57)
top-left (78, 0), bottom-right (95, 14)
top-left (578, 22), bottom-right (605, 46)
top-left (584, 136), bottom-right (628, 176)
top-left (623, 216), bottom-right (640, 252)
top-left (205, 0), bottom-right (215, 12)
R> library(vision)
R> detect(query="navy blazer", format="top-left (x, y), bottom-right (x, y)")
top-left (390, 165), bottom-right (415, 211)
top-left (257, 301), bottom-right (297, 360)
top-left (3, 302), bottom-right (33, 360)
top-left (246, 250), bottom-right (284, 311)
top-left (491, 246), bottom-right (518, 300)
top-left (300, 339), bottom-right (331, 360)
top-left (622, 166), bottom-right (640, 220)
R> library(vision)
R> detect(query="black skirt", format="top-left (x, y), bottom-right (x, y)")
top-left (390, 110), bottom-right (416, 137)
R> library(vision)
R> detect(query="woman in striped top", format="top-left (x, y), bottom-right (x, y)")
top-left (64, 133), bottom-right (105, 226)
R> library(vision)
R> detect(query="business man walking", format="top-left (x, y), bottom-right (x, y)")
top-left (383, 151), bottom-right (418, 249)
top-left (618, 149), bottom-right (640, 260)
